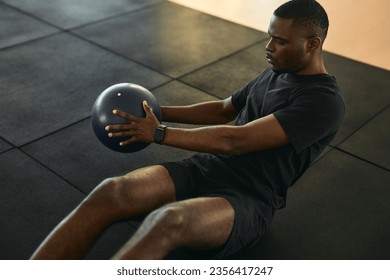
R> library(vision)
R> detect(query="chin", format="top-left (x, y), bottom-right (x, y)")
top-left (270, 66), bottom-right (287, 74)
top-left (271, 65), bottom-right (299, 74)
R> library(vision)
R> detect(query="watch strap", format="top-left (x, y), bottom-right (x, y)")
top-left (154, 125), bottom-right (166, 144)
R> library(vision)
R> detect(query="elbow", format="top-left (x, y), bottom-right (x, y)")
top-left (218, 136), bottom-right (247, 156)
top-left (214, 126), bottom-right (250, 155)
top-left (218, 134), bottom-right (286, 155)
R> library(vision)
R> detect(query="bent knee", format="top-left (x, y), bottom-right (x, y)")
top-left (146, 204), bottom-right (189, 240)
top-left (153, 204), bottom-right (186, 226)
top-left (87, 177), bottom-right (124, 201)
top-left (82, 176), bottom-right (131, 216)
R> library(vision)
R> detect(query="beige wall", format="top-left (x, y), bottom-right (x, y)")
top-left (169, 0), bottom-right (390, 71)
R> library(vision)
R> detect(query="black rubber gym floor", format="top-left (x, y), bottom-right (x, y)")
top-left (0, 0), bottom-right (389, 260)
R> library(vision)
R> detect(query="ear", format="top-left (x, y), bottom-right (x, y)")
top-left (307, 37), bottom-right (322, 52)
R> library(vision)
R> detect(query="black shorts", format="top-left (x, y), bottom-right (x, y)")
top-left (160, 153), bottom-right (275, 259)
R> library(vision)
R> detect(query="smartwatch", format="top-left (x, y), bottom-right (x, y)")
top-left (154, 125), bottom-right (167, 144)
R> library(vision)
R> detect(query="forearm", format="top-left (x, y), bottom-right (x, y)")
top-left (162, 125), bottom-right (239, 155)
top-left (161, 98), bottom-right (237, 125)
top-left (160, 114), bottom-right (289, 155)
top-left (105, 103), bottom-right (289, 155)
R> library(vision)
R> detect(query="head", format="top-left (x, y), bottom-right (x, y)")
top-left (266, 0), bottom-right (329, 74)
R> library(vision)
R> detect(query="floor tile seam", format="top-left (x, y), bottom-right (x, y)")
top-left (0, 147), bottom-right (14, 156)
top-left (68, 31), bottom-right (267, 83)
top-left (331, 146), bottom-right (390, 173)
top-left (68, 2), bottom-right (267, 81)
top-left (305, 145), bottom-right (335, 170)
top-left (0, 30), bottom-right (64, 52)
top-left (0, 1), bottom-right (63, 30)
top-left (70, 28), bottom-right (265, 82)
top-left (65, 1), bottom-right (166, 33)
top-left (0, 1), bottom-right (166, 52)
top-left (1, 0), bottom-right (165, 33)
top-left (0, 134), bottom-right (15, 147)
top-left (18, 148), bottom-right (88, 196)
top-left (0, 133), bottom-right (16, 155)
top-left (173, 38), bottom-right (269, 100)
top-left (176, 38), bottom-right (268, 82)
top-left (67, 31), bottom-right (175, 80)
top-left (336, 103), bottom-right (390, 147)
top-left (17, 116), bottom-right (91, 149)
top-left (303, 100), bottom-right (390, 173)
top-left (0, 28), bottom-right (173, 87)
top-left (174, 79), bottom-right (223, 100)
top-left (148, 79), bottom-right (175, 92)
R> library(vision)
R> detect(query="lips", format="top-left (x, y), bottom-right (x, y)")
top-left (266, 52), bottom-right (274, 63)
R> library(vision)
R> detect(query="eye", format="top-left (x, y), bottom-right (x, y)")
top-left (268, 35), bottom-right (286, 46)
top-left (274, 38), bottom-right (286, 45)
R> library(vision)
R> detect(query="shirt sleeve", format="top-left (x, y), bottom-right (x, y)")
top-left (274, 89), bottom-right (345, 153)
top-left (231, 69), bottom-right (271, 112)
top-left (231, 79), bottom-right (255, 112)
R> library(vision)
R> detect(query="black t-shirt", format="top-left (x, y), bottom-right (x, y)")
top-left (189, 68), bottom-right (345, 209)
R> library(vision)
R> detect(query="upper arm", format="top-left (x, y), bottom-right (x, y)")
top-left (220, 97), bottom-right (239, 123)
top-left (273, 92), bottom-right (345, 153)
top-left (161, 97), bottom-right (238, 125)
top-left (231, 91), bottom-right (344, 155)
top-left (230, 113), bottom-right (290, 154)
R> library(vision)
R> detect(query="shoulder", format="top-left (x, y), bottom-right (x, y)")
top-left (289, 74), bottom-right (344, 108)
top-left (231, 68), bottom-right (274, 110)
top-left (273, 74), bottom-right (345, 152)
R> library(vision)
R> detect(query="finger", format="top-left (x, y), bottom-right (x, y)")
top-left (107, 131), bottom-right (133, 138)
top-left (142, 101), bottom-right (161, 124)
top-left (142, 101), bottom-right (153, 117)
top-left (119, 135), bottom-right (141, 146)
top-left (105, 124), bottom-right (133, 131)
top-left (112, 109), bottom-right (138, 121)
top-left (119, 138), bottom-right (134, 146)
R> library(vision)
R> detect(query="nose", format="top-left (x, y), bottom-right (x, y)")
top-left (265, 38), bottom-right (274, 52)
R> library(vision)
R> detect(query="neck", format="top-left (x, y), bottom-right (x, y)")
top-left (295, 50), bottom-right (328, 75)
top-left (296, 60), bottom-right (328, 75)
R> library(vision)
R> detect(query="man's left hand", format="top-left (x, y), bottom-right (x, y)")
top-left (105, 101), bottom-right (160, 146)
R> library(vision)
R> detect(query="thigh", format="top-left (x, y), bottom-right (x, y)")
top-left (161, 160), bottom-right (273, 257)
top-left (159, 159), bottom-right (274, 258)
top-left (212, 191), bottom-right (274, 258)
top-left (182, 194), bottom-right (273, 259)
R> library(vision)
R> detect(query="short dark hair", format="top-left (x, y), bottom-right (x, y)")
top-left (274, 0), bottom-right (329, 40)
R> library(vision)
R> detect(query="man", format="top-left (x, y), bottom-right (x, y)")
top-left (31, 0), bottom-right (344, 259)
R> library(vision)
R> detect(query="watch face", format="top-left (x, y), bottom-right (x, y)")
top-left (154, 126), bottom-right (165, 144)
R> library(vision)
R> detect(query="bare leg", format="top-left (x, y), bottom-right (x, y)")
top-left (112, 197), bottom-right (235, 259)
top-left (30, 165), bottom-right (176, 260)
